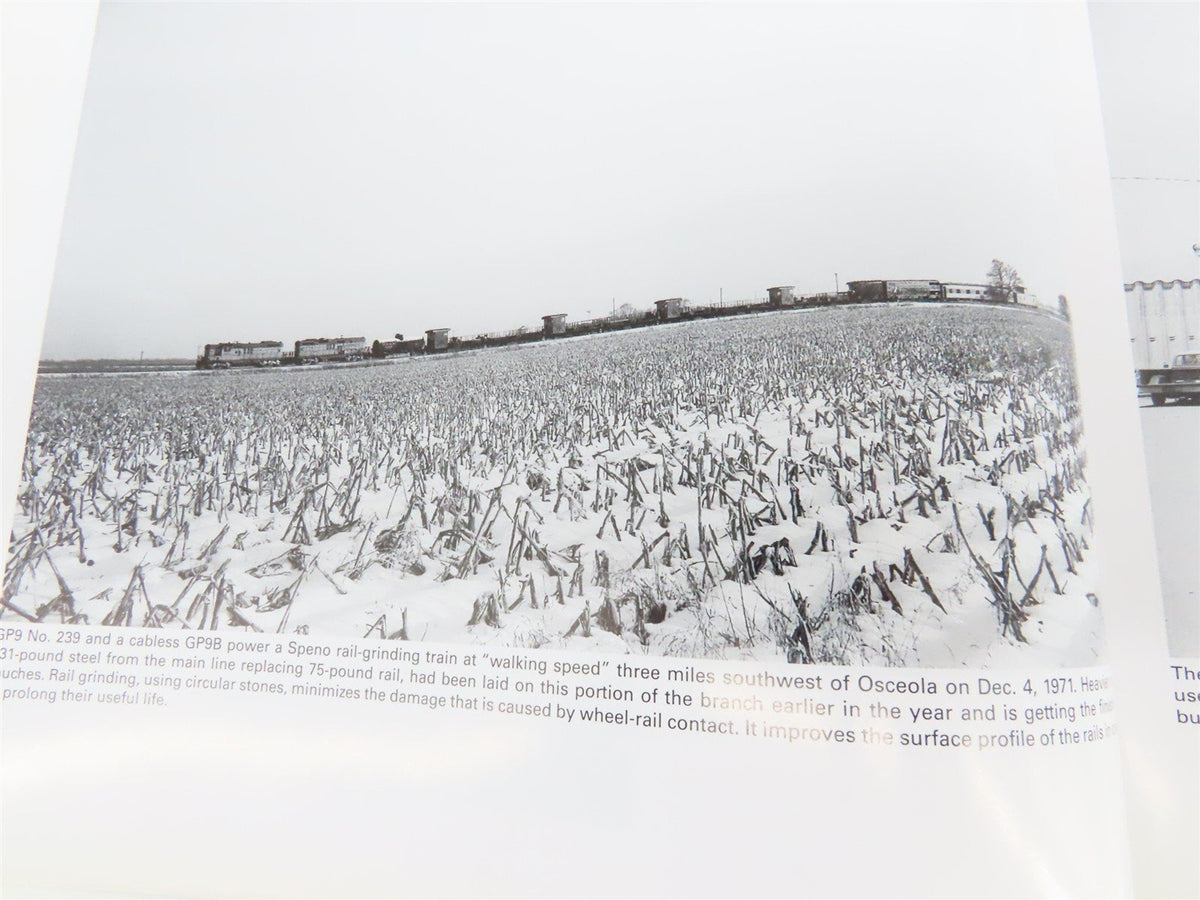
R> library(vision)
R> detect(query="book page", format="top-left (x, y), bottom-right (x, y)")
top-left (1089, 3), bottom-right (1200, 895)
top-left (1, 3), bottom-right (1163, 896)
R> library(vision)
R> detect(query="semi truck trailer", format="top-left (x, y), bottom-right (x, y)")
top-left (1125, 278), bottom-right (1200, 405)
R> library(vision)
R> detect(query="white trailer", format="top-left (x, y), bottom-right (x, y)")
top-left (1126, 278), bottom-right (1200, 404)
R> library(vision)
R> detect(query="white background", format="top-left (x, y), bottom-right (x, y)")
top-left (2, 3), bottom-right (1195, 897)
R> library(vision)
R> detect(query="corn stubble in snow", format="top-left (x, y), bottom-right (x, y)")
top-left (4, 305), bottom-right (1103, 666)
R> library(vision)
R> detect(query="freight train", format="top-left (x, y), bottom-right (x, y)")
top-left (197, 279), bottom-right (1045, 369)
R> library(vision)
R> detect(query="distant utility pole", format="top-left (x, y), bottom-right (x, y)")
top-left (720, 287), bottom-right (723, 303)
top-left (835, 273), bottom-right (839, 294)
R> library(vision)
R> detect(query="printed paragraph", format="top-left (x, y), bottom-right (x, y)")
top-left (1, 625), bottom-right (1115, 750)
top-left (1171, 664), bottom-right (1200, 726)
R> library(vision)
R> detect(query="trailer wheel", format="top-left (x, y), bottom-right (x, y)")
top-left (1151, 394), bottom-right (1167, 407)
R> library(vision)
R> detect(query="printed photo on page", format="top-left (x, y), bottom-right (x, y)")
top-left (1091, 0), bottom-right (1200, 661)
top-left (5, 2), bottom-right (1106, 671)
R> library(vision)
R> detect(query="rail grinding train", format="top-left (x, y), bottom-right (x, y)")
top-left (196, 278), bottom-right (1049, 370)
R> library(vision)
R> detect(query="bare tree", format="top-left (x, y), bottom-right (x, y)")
top-left (986, 259), bottom-right (1024, 303)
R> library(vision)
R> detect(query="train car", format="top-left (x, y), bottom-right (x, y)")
top-left (798, 291), bottom-right (843, 307)
top-left (767, 286), bottom-right (796, 307)
top-left (372, 338), bottom-right (424, 358)
top-left (939, 282), bottom-right (992, 302)
top-left (886, 279), bottom-right (941, 301)
top-left (372, 339), bottom-right (401, 358)
top-left (845, 280), bottom-right (887, 303)
top-left (678, 299), bottom-right (769, 321)
top-left (473, 326), bottom-right (543, 349)
top-left (294, 336), bottom-right (367, 364)
top-left (425, 329), bottom-right (452, 352)
top-left (197, 340), bottom-right (283, 369)
top-left (845, 280), bottom-right (940, 303)
top-left (566, 311), bottom-right (656, 337)
top-left (655, 298), bottom-right (684, 321)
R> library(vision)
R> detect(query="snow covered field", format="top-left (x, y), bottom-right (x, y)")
top-left (1139, 404), bottom-right (1199, 657)
top-left (4, 304), bottom-right (1103, 667)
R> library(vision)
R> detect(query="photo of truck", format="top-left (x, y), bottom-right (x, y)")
top-left (1142, 352), bottom-right (1200, 406)
top-left (1125, 278), bottom-right (1200, 405)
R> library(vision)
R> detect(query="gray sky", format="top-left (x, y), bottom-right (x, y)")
top-left (47, 2), bottom-right (1092, 359)
top-left (1089, 1), bottom-right (1200, 283)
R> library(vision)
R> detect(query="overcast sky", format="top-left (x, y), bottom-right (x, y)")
top-left (1089, 1), bottom-right (1200, 284)
top-left (45, 2), bottom-right (1115, 359)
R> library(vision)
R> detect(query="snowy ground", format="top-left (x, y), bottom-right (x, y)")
top-left (4, 304), bottom-right (1103, 667)
top-left (1139, 402), bottom-right (1200, 657)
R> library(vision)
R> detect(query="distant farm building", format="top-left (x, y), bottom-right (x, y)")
top-left (542, 314), bottom-right (567, 337)
top-left (425, 328), bottom-right (451, 352)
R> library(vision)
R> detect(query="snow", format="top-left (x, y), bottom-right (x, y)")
top-left (5, 304), bottom-right (1103, 668)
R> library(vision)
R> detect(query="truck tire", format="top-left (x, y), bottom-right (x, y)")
top-left (1151, 394), bottom-right (1167, 407)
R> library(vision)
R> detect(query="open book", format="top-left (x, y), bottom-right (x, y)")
top-left (2, 3), bottom-right (1196, 897)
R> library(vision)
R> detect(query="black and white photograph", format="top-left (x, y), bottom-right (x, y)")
top-left (12, 6), bottom-right (1200, 899)
top-left (4, 2), bottom-right (1106, 667)
top-left (1092, 0), bottom-right (1200, 659)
